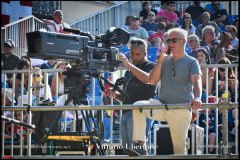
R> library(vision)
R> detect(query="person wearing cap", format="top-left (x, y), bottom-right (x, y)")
top-left (126, 16), bottom-right (149, 42)
top-left (107, 38), bottom-right (156, 155)
top-left (2, 39), bottom-right (21, 86)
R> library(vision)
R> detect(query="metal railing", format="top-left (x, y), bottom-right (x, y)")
top-left (1, 15), bottom-right (47, 58)
top-left (70, 1), bottom-right (142, 35)
top-left (1, 64), bottom-right (239, 158)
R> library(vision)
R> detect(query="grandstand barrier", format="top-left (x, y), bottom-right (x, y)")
top-left (1, 64), bottom-right (239, 158)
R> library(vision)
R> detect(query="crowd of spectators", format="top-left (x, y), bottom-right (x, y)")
top-left (1, 1), bottom-right (239, 155)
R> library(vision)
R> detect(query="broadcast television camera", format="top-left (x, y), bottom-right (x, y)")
top-left (26, 28), bottom-right (130, 94)
top-left (26, 27), bottom-right (130, 72)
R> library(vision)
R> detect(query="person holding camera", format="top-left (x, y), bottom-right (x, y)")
top-left (107, 37), bottom-right (156, 155)
top-left (118, 28), bottom-right (202, 155)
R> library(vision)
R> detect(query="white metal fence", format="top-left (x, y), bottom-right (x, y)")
top-left (1, 15), bottom-right (47, 58)
top-left (1, 64), bottom-right (239, 158)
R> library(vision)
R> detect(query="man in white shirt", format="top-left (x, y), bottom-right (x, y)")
top-left (42, 10), bottom-right (70, 33)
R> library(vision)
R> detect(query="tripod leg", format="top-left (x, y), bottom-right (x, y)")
top-left (84, 110), bottom-right (105, 155)
top-left (40, 98), bottom-right (71, 144)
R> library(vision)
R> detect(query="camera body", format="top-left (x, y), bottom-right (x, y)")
top-left (26, 28), bottom-right (130, 72)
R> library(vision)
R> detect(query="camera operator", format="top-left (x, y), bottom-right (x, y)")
top-left (107, 38), bottom-right (156, 155)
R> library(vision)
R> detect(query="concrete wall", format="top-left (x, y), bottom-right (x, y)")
top-left (62, 1), bottom-right (113, 24)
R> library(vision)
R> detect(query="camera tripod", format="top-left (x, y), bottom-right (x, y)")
top-left (39, 69), bottom-right (129, 155)
top-left (39, 93), bottom-right (105, 155)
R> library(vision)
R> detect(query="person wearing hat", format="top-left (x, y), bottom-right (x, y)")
top-left (2, 39), bottom-right (21, 86)
top-left (126, 16), bottom-right (149, 42)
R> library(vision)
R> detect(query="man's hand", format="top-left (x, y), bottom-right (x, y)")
top-left (119, 53), bottom-right (132, 69)
top-left (107, 88), bottom-right (116, 99)
top-left (191, 99), bottom-right (202, 111)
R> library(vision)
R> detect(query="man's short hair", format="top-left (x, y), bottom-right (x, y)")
top-left (168, 28), bottom-right (188, 41)
top-left (188, 35), bottom-right (200, 43)
top-left (157, 22), bottom-right (166, 30)
top-left (129, 37), bottom-right (148, 53)
top-left (202, 25), bottom-right (215, 38)
top-left (201, 12), bottom-right (210, 19)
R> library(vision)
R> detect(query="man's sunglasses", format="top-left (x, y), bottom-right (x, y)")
top-left (166, 38), bottom-right (181, 44)
top-left (130, 40), bottom-right (144, 45)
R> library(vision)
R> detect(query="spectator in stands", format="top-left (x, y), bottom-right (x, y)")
top-left (185, 1), bottom-right (205, 27)
top-left (1, 59), bottom-right (9, 89)
top-left (42, 10), bottom-right (70, 33)
top-left (14, 59), bottom-right (32, 100)
top-left (2, 39), bottom-right (21, 87)
top-left (107, 38), bottom-right (156, 155)
top-left (139, 1), bottom-right (158, 23)
top-left (51, 61), bottom-right (68, 101)
top-left (196, 12), bottom-right (221, 40)
top-left (21, 53), bottom-right (32, 67)
top-left (122, 15), bottom-right (133, 31)
top-left (200, 25), bottom-right (220, 64)
top-left (119, 28), bottom-right (202, 155)
top-left (187, 35), bottom-right (200, 58)
top-left (179, 13), bottom-right (196, 36)
top-left (156, 1), bottom-right (168, 12)
top-left (148, 22), bottom-right (166, 48)
top-left (126, 16), bottom-right (149, 41)
top-left (40, 59), bottom-right (57, 87)
top-left (210, 1), bottom-right (230, 28)
top-left (141, 11), bottom-right (158, 35)
top-left (211, 57), bottom-right (236, 98)
top-left (233, 18), bottom-right (239, 34)
top-left (2, 88), bottom-right (16, 117)
top-left (31, 67), bottom-right (52, 105)
top-left (205, 1), bottom-right (223, 15)
top-left (214, 32), bottom-right (238, 63)
top-left (195, 48), bottom-right (215, 99)
top-left (225, 25), bottom-right (239, 49)
top-left (2, 90), bottom-right (29, 145)
top-left (156, 1), bottom-right (178, 28)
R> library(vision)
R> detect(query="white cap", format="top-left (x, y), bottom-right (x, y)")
top-left (1, 88), bottom-right (16, 103)
top-left (18, 95), bottom-right (29, 106)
